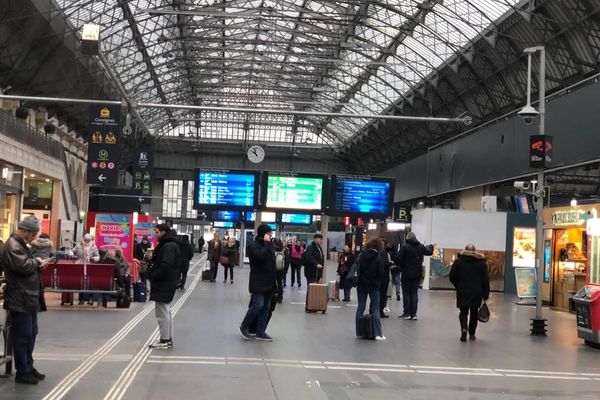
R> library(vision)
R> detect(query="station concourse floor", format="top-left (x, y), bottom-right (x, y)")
top-left (2, 254), bottom-right (600, 400)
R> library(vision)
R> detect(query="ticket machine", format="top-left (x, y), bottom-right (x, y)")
top-left (574, 218), bottom-right (600, 347)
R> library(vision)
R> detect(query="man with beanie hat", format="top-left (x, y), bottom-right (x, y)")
top-left (1, 216), bottom-right (49, 384)
top-left (239, 224), bottom-right (277, 341)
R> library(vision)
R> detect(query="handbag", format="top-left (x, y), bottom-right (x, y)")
top-left (219, 255), bottom-right (229, 265)
top-left (478, 301), bottom-right (490, 323)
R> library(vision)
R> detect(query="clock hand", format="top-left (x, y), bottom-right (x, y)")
top-left (253, 149), bottom-right (258, 156)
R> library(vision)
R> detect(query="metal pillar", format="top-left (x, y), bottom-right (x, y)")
top-left (321, 215), bottom-right (329, 283)
top-left (527, 46), bottom-right (548, 336)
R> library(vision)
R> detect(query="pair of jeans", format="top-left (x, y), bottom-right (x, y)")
top-left (240, 293), bottom-right (272, 336)
top-left (155, 302), bottom-right (173, 340)
top-left (180, 262), bottom-right (190, 288)
top-left (343, 287), bottom-right (351, 301)
top-left (392, 274), bottom-right (401, 296)
top-left (401, 278), bottom-right (420, 317)
top-left (223, 264), bottom-right (234, 281)
top-left (355, 288), bottom-right (382, 337)
top-left (10, 312), bottom-right (38, 375)
top-left (459, 307), bottom-right (479, 336)
top-left (290, 260), bottom-right (302, 286)
top-left (379, 281), bottom-right (389, 314)
top-left (210, 260), bottom-right (219, 281)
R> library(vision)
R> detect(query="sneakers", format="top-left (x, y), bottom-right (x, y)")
top-left (255, 333), bottom-right (273, 342)
top-left (230, 280), bottom-right (234, 284)
top-left (32, 368), bottom-right (46, 380)
top-left (240, 327), bottom-right (253, 341)
top-left (375, 336), bottom-right (387, 341)
top-left (411, 315), bottom-right (418, 321)
top-left (342, 298), bottom-right (351, 302)
top-left (403, 315), bottom-right (412, 320)
top-left (15, 372), bottom-right (39, 385)
top-left (149, 339), bottom-right (173, 349)
top-left (469, 335), bottom-right (477, 341)
top-left (398, 314), bottom-right (407, 318)
top-left (383, 307), bottom-right (390, 313)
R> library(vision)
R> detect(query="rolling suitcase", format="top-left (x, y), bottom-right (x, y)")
top-left (305, 283), bottom-right (328, 313)
top-left (133, 282), bottom-right (147, 302)
top-left (327, 280), bottom-right (340, 301)
top-left (358, 314), bottom-right (375, 340)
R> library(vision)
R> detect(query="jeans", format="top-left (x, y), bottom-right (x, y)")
top-left (223, 264), bottom-right (234, 281)
top-left (393, 274), bottom-right (401, 296)
top-left (10, 312), bottom-right (38, 375)
top-left (379, 281), bottom-right (389, 314)
top-left (210, 260), bottom-right (218, 281)
top-left (180, 262), bottom-right (190, 288)
top-left (459, 307), bottom-right (479, 336)
top-left (240, 293), bottom-right (272, 336)
top-left (401, 278), bottom-right (420, 317)
top-left (343, 287), bottom-right (352, 301)
top-left (290, 260), bottom-right (302, 286)
top-left (155, 302), bottom-right (173, 340)
top-left (276, 271), bottom-right (284, 301)
top-left (355, 289), bottom-right (382, 337)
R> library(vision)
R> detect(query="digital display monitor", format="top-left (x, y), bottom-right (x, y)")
top-left (194, 169), bottom-right (259, 210)
top-left (267, 223), bottom-right (277, 231)
top-left (330, 175), bottom-right (394, 217)
top-left (261, 212), bottom-right (277, 222)
top-left (211, 211), bottom-right (242, 221)
top-left (244, 211), bottom-right (256, 222)
top-left (213, 221), bottom-right (234, 228)
top-left (280, 213), bottom-right (312, 225)
top-left (264, 173), bottom-right (325, 211)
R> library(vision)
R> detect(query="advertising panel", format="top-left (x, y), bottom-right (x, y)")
top-left (513, 227), bottom-right (536, 268)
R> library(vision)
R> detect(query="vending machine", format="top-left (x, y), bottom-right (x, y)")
top-left (573, 217), bottom-right (600, 347)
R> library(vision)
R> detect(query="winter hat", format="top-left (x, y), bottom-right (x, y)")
top-left (256, 224), bottom-right (273, 238)
top-left (18, 215), bottom-right (40, 233)
top-left (406, 232), bottom-right (416, 241)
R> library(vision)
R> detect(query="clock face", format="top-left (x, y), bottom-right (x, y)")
top-left (247, 145), bottom-right (265, 164)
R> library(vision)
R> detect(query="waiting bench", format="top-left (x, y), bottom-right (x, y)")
top-left (41, 261), bottom-right (118, 307)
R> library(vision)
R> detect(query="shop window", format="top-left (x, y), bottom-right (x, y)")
top-left (23, 179), bottom-right (53, 210)
top-left (0, 192), bottom-right (18, 241)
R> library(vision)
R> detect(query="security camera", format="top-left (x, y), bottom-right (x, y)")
top-left (514, 181), bottom-right (530, 191)
top-left (518, 105), bottom-right (539, 125)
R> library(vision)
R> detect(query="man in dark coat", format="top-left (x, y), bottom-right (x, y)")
top-left (147, 223), bottom-right (181, 349)
top-left (239, 224), bottom-right (277, 342)
top-left (1, 216), bottom-right (49, 384)
top-left (304, 234), bottom-right (325, 284)
top-left (449, 244), bottom-right (490, 342)
top-left (198, 236), bottom-right (205, 253)
top-left (178, 235), bottom-right (194, 290)
top-left (395, 232), bottom-right (434, 320)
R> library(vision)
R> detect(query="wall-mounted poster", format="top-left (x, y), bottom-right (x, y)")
top-left (134, 222), bottom-right (158, 248)
top-left (429, 247), bottom-right (506, 291)
top-left (515, 267), bottom-right (537, 298)
top-left (513, 227), bottom-right (536, 268)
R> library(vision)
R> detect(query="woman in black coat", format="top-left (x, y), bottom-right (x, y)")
top-left (449, 244), bottom-right (490, 342)
top-left (337, 245), bottom-right (355, 302)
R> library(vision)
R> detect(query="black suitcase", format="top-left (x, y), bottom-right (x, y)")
top-left (358, 314), bottom-right (375, 340)
top-left (201, 268), bottom-right (212, 281)
top-left (133, 282), bottom-right (147, 302)
top-left (116, 290), bottom-right (131, 308)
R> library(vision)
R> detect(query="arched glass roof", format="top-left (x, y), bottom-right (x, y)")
top-left (56, 0), bottom-right (520, 147)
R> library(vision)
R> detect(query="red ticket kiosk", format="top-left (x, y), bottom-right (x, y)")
top-left (574, 218), bottom-right (600, 347)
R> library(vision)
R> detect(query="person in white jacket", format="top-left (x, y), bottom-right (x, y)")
top-left (73, 233), bottom-right (100, 263)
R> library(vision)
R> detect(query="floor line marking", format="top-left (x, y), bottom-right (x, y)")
top-left (493, 368), bottom-right (580, 376)
top-left (103, 259), bottom-right (204, 400)
top-left (416, 370), bottom-right (503, 377)
top-left (502, 374), bottom-right (592, 381)
top-left (410, 365), bottom-right (494, 372)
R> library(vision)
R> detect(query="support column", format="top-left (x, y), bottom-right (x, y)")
top-left (321, 215), bottom-right (329, 283)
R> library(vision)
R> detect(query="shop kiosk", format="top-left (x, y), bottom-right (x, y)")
top-left (573, 218), bottom-right (600, 347)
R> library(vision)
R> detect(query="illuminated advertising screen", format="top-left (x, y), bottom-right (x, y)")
top-left (211, 211), bottom-right (242, 221)
top-left (513, 227), bottom-right (536, 268)
top-left (280, 213), bottom-right (312, 225)
top-left (264, 173), bottom-right (324, 211)
top-left (213, 221), bottom-right (234, 228)
top-left (194, 169), bottom-right (259, 210)
top-left (330, 175), bottom-right (394, 217)
top-left (244, 211), bottom-right (256, 222)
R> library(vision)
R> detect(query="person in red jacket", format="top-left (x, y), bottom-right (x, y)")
top-left (289, 239), bottom-right (304, 287)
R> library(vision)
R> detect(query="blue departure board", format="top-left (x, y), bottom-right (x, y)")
top-left (211, 211), bottom-right (242, 221)
top-left (245, 211), bottom-right (256, 222)
top-left (281, 213), bottom-right (312, 225)
top-left (332, 177), bottom-right (392, 215)
top-left (194, 170), bottom-right (258, 209)
top-left (213, 221), bottom-right (234, 228)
